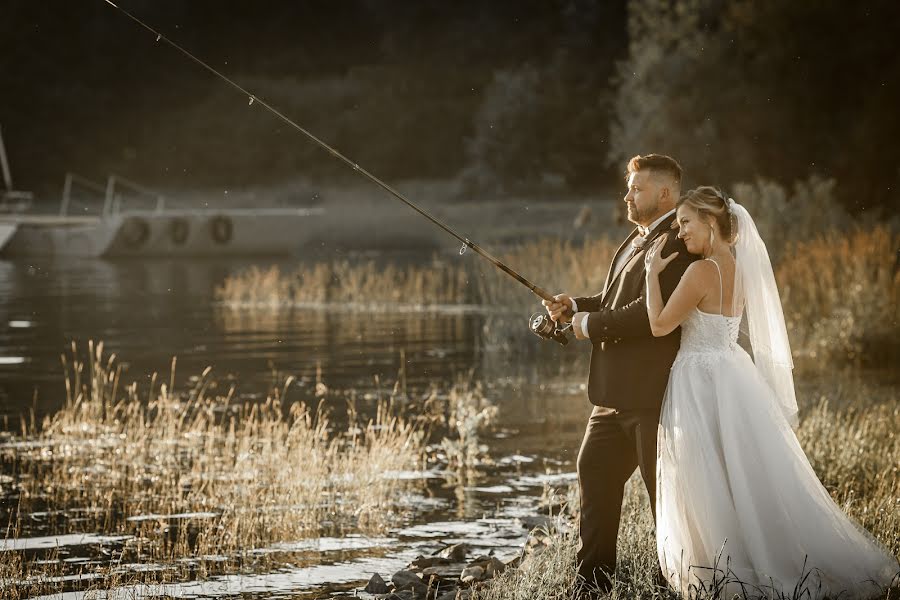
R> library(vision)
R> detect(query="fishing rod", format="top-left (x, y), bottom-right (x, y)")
top-left (100, 0), bottom-right (571, 345)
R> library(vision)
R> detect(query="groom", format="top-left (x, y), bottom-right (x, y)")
top-left (544, 154), bottom-right (696, 592)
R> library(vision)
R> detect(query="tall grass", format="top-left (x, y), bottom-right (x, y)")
top-left (472, 393), bottom-right (900, 600)
top-left (473, 237), bottom-right (618, 310)
top-left (777, 226), bottom-right (900, 365)
top-left (216, 259), bottom-right (473, 309)
top-left (3, 342), bottom-right (425, 564)
top-left (215, 239), bottom-right (617, 311)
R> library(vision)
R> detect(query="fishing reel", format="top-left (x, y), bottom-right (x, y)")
top-left (529, 312), bottom-right (572, 346)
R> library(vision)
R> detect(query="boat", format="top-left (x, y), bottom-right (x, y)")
top-left (0, 127), bottom-right (323, 258)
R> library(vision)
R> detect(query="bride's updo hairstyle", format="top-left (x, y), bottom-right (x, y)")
top-left (676, 186), bottom-right (738, 245)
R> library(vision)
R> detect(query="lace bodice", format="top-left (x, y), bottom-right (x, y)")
top-left (678, 309), bottom-right (741, 355)
top-left (674, 258), bottom-right (742, 364)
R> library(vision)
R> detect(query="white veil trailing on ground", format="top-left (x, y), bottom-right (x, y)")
top-left (729, 200), bottom-right (799, 429)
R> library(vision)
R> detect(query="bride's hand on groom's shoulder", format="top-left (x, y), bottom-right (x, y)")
top-left (645, 234), bottom-right (679, 276)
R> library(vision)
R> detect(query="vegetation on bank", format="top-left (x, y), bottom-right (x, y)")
top-left (0, 342), bottom-right (427, 597)
top-left (0, 342), bottom-right (508, 598)
top-left (216, 224), bottom-right (899, 368)
top-left (472, 392), bottom-right (900, 600)
top-left (216, 258), bottom-right (473, 309)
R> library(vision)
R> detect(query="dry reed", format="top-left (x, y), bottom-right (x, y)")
top-left (215, 259), bottom-right (472, 309)
top-left (473, 237), bottom-right (618, 310)
top-left (214, 238), bottom-right (618, 311)
top-left (776, 226), bottom-right (900, 365)
top-left (3, 342), bottom-right (425, 565)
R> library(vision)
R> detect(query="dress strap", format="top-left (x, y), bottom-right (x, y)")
top-left (705, 258), bottom-right (723, 315)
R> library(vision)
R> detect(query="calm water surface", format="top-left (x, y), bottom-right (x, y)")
top-left (0, 256), bottom-right (498, 418)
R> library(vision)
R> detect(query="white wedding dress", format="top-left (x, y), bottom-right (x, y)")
top-left (656, 260), bottom-right (898, 598)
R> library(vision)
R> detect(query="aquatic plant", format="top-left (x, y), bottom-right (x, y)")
top-left (439, 379), bottom-right (498, 483)
top-left (215, 258), bottom-right (473, 309)
top-left (2, 342), bottom-right (426, 566)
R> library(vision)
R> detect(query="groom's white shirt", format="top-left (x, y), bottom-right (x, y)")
top-left (572, 208), bottom-right (675, 338)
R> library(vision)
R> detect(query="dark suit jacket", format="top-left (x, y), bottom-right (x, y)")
top-left (574, 213), bottom-right (697, 412)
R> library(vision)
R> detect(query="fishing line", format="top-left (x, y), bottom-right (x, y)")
top-left (100, 0), bottom-right (557, 303)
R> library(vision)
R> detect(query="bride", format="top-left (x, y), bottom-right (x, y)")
top-left (643, 187), bottom-right (898, 597)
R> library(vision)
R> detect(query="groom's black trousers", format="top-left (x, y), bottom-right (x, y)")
top-left (576, 405), bottom-right (660, 590)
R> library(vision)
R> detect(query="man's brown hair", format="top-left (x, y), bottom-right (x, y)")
top-left (626, 154), bottom-right (683, 184)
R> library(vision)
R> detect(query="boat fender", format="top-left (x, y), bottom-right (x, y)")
top-left (121, 217), bottom-right (150, 247)
top-left (169, 217), bottom-right (190, 245)
top-left (210, 215), bottom-right (233, 244)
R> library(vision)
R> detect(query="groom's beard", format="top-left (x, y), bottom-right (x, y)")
top-left (627, 198), bottom-right (659, 227)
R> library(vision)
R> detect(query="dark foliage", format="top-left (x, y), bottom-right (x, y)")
top-left (1, 1), bottom-right (898, 214)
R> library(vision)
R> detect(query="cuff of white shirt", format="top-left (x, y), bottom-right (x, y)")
top-left (570, 300), bottom-right (589, 338)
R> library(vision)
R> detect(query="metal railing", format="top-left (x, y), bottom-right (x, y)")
top-left (60, 172), bottom-right (167, 217)
top-left (103, 174), bottom-right (167, 216)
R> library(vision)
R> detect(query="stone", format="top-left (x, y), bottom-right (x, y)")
top-left (438, 542), bottom-right (470, 562)
top-left (517, 552), bottom-right (542, 573)
top-left (365, 573), bottom-right (390, 594)
top-left (503, 555), bottom-right (522, 570)
top-left (421, 562), bottom-right (467, 579)
top-left (409, 555), bottom-right (455, 570)
top-left (391, 570), bottom-right (428, 595)
top-left (459, 565), bottom-right (484, 584)
top-left (483, 556), bottom-right (508, 578)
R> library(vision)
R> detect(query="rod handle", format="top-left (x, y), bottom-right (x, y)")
top-left (532, 285), bottom-right (576, 322)
top-left (531, 285), bottom-right (556, 303)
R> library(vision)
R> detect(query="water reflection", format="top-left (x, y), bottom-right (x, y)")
top-left (0, 257), bottom-right (489, 422)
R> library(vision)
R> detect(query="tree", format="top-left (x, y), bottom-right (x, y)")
top-left (608, 0), bottom-right (900, 213)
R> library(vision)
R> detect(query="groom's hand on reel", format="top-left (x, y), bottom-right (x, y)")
top-left (542, 293), bottom-right (574, 323)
